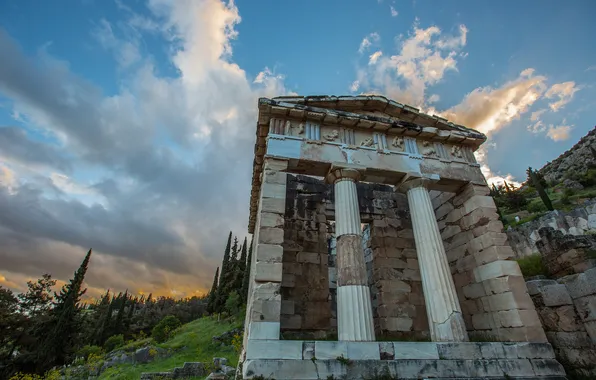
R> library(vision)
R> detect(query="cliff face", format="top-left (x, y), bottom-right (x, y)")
top-left (538, 126), bottom-right (596, 183)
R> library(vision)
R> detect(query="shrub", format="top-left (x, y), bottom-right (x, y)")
top-left (527, 199), bottom-right (547, 213)
top-left (77, 345), bottom-right (103, 360)
top-left (104, 334), bottom-right (125, 352)
top-left (516, 254), bottom-right (547, 278)
top-left (225, 291), bottom-right (241, 316)
top-left (152, 315), bottom-right (182, 343)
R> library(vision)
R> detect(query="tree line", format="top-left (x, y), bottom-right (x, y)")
top-left (0, 230), bottom-right (253, 379)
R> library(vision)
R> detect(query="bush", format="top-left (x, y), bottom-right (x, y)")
top-left (77, 345), bottom-right (103, 360)
top-left (579, 168), bottom-right (596, 187)
top-left (152, 315), bottom-right (182, 343)
top-left (225, 291), bottom-right (241, 316)
top-left (516, 254), bottom-right (547, 278)
top-left (527, 199), bottom-right (547, 213)
top-left (104, 334), bottom-right (125, 352)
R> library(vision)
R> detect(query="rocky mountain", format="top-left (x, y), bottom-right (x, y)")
top-left (538, 126), bottom-right (596, 185)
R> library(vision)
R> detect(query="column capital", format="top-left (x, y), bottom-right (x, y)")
top-left (396, 173), bottom-right (440, 193)
top-left (325, 165), bottom-right (365, 184)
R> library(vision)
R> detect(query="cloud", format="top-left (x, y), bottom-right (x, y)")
top-left (439, 69), bottom-right (547, 137)
top-left (546, 123), bottom-right (572, 141)
top-left (0, 0), bottom-right (289, 297)
top-left (390, 6), bottom-right (398, 17)
top-left (350, 80), bottom-right (360, 92)
top-left (545, 81), bottom-right (580, 111)
top-left (358, 32), bottom-right (380, 53)
top-left (354, 22), bottom-right (468, 106)
top-left (369, 51), bottom-right (383, 65)
top-left (530, 108), bottom-right (547, 121)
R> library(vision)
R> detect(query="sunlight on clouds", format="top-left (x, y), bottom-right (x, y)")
top-left (369, 51), bottom-right (383, 65)
top-left (545, 81), bottom-right (580, 112)
top-left (547, 123), bottom-right (572, 141)
top-left (355, 21), bottom-right (467, 106)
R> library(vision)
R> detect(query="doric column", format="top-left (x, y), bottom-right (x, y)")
top-left (326, 167), bottom-right (375, 341)
top-left (398, 178), bottom-right (469, 342)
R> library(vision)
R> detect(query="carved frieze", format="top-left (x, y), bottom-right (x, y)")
top-left (451, 145), bottom-right (464, 159)
top-left (392, 136), bottom-right (404, 151)
top-left (324, 129), bottom-right (339, 141)
top-left (361, 137), bottom-right (374, 147)
top-left (421, 140), bottom-right (438, 157)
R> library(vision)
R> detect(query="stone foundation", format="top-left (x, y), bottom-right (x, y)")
top-left (243, 341), bottom-right (564, 379)
top-left (534, 227), bottom-right (596, 278)
top-left (527, 268), bottom-right (596, 378)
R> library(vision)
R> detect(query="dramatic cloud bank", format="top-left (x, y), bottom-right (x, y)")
top-left (0, 0), bottom-right (288, 298)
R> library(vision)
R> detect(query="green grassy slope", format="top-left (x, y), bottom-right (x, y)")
top-left (99, 317), bottom-right (242, 380)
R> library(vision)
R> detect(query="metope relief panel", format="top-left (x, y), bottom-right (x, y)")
top-left (373, 133), bottom-right (389, 150)
top-left (322, 126), bottom-right (340, 142)
top-left (390, 136), bottom-right (405, 152)
top-left (420, 140), bottom-right (438, 157)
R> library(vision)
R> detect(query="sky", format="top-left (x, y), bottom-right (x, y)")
top-left (0, 0), bottom-right (595, 300)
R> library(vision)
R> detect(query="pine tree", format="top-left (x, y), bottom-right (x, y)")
top-left (528, 167), bottom-right (554, 211)
top-left (214, 232), bottom-right (233, 313)
top-left (38, 248), bottom-right (92, 371)
top-left (206, 267), bottom-right (219, 314)
top-left (241, 236), bottom-right (253, 304)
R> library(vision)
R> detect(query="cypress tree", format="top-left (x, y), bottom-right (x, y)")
top-left (98, 293), bottom-right (115, 345)
top-left (206, 267), bottom-right (219, 314)
top-left (238, 237), bottom-right (247, 273)
top-left (214, 232), bottom-right (233, 312)
top-left (528, 167), bottom-right (554, 211)
top-left (231, 239), bottom-right (247, 293)
top-left (241, 236), bottom-right (253, 304)
top-left (114, 290), bottom-right (128, 335)
top-left (38, 248), bottom-right (92, 371)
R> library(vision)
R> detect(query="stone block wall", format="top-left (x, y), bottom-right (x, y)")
top-left (363, 188), bottom-right (428, 340)
top-left (278, 175), bottom-right (429, 340)
top-left (527, 268), bottom-right (596, 377)
top-left (506, 199), bottom-right (596, 257)
top-left (431, 183), bottom-right (546, 342)
top-left (281, 174), bottom-right (331, 338)
top-left (535, 226), bottom-right (596, 278)
top-left (244, 158), bottom-right (288, 346)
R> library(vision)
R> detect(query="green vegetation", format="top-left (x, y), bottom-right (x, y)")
top-left (151, 315), bottom-right (182, 343)
top-left (516, 254), bottom-right (548, 278)
top-left (1, 230), bottom-right (251, 379)
top-left (99, 316), bottom-right (241, 380)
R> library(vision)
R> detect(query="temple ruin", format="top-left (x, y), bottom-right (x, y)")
top-left (240, 95), bottom-right (566, 379)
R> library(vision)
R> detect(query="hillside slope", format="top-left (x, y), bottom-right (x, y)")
top-left (97, 317), bottom-right (241, 380)
top-left (538, 126), bottom-right (596, 184)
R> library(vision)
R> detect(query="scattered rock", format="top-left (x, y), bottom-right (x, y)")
top-left (134, 346), bottom-right (169, 364)
top-left (212, 328), bottom-right (243, 346)
top-left (563, 179), bottom-right (584, 190)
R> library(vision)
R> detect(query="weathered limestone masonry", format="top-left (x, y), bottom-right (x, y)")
top-left (506, 199), bottom-right (596, 257)
top-left (430, 186), bottom-right (547, 343)
top-left (527, 268), bottom-right (596, 378)
top-left (281, 175), bottom-right (429, 341)
top-left (241, 95), bottom-right (565, 379)
top-left (535, 227), bottom-right (596, 278)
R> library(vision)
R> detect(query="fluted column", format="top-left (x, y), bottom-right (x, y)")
top-left (398, 178), bottom-right (468, 342)
top-left (326, 167), bottom-right (375, 341)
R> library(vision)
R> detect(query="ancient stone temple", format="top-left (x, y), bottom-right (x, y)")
top-left (240, 95), bottom-right (566, 379)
